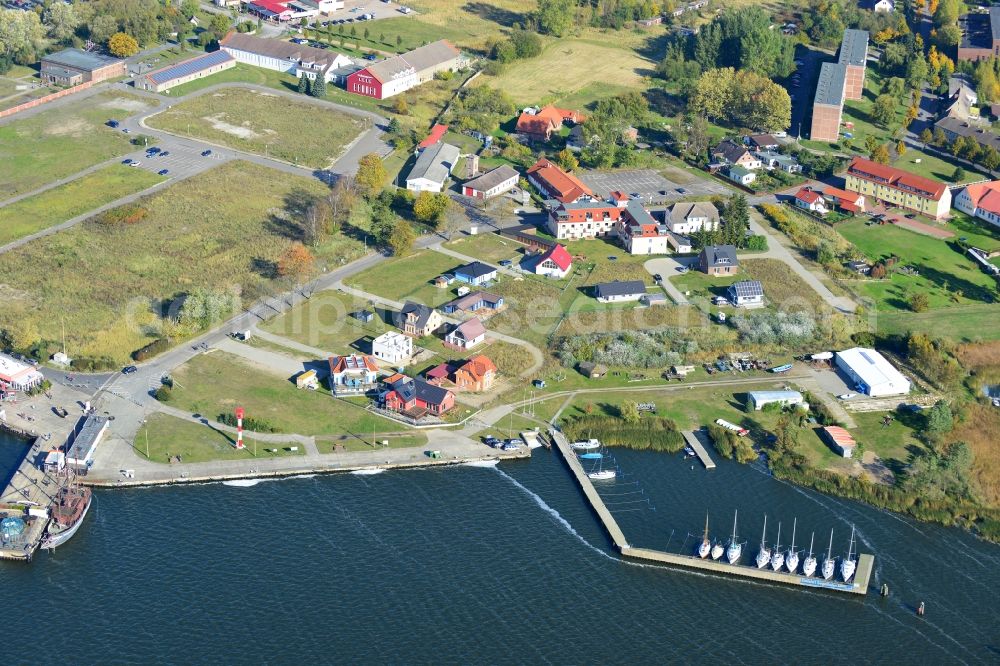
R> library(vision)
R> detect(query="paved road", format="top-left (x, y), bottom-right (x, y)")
top-left (643, 257), bottom-right (693, 305)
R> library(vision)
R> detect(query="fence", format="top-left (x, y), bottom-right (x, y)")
top-left (0, 80), bottom-right (97, 120)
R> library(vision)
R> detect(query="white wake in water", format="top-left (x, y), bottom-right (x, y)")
top-left (463, 460), bottom-right (499, 468)
top-left (222, 479), bottom-right (261, 487)
top-left (350, 468), bottom-right (385, 475)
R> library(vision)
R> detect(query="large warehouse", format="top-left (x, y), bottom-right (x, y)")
top-left (40, 48), bottom-right (126, 86)
top-left (835, 347), bottom-right (911, 397)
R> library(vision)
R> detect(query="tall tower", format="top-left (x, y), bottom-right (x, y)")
top-left (235, 407), bottom-right (245, 450)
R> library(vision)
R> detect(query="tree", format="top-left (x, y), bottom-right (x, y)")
top-left (925, 400), bottom-right (954, 439)
top-left (555, 147), bottom-right (579, 172)
top-left (392, 96), bottom-right (409, 115)
top-left (536, 0), bottom-right (574, 37)
top-left (896, 140), bottom-right (907, 157)
top-left (722, 193), bottom-right (749, 246)
top-left (872, 94), bottom-right (897, 127)
top-left (364, 27), bottom-right (370, 40)
top-left (396, 35), bottom-right (403, 47)
top-left (982, 145), bottom-right (1000, 171)
top-left (277, 242), bottom-right (315, 280)
top-left (326, 177), bottom-right (357, 230)
top-left (44, 2), bottom-right (79, 43)
top-left (620, 401), bottom-right (641, 424)
top-left (919, 128), bottom-right (933, 144)
top-left (412, 190), bottom-right (450, 225)
top-left (689, 68), bottom-right (790, 131)
top-left (379, 32), bottom-right (385, 43)
top-left (908, 292), bottom-right (929, 312)
top-left (311, 75), bottom-right (326, 98)
top-left (108, 32), bottom-right (139, 58)
top-left (0, 9), bottom-right (43, 61)
top-left (510, 29), bottom-right (542, 59)
top-left (297, 73), bottom-right (309, 94)
top-left (209, 12), bottom-right (231, 38)
top-left (388, 219), bottom-right (416, 256)
top-left (872, 143), bottom-right (891, 164)
top-left (355, 153), bottom-right (387, 196)
top-left (387, 117), bottom-right (402, 135)
top-left (952, 166), bottom-right (966, 183)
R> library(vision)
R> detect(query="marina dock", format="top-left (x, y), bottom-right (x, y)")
top-left (551, 429), bottom-right (873, 596)
top-left (0, 436), bottom-right (55, 561)
top-left (682, 430), bottom-right (716, 470)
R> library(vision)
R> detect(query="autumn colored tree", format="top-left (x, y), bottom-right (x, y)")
top-left (896, 140), bottom-right (907, 157)
top-left (872, 143), bottom-right (891, 164)
top-left (412, 190), bottom-right (450, 226)
top-left (108, 32), bottom-right (139, 57)
top-left (555, 147), bottom-right (579, 171)
top-left (355, 153), bottom-right (387, 197)
top-left (277, 242), bottom-right (315, 279)
top-left (388, 219), bottom-right (416, 256)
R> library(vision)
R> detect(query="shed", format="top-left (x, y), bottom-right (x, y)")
top-left (578, 361), bottom-right (608, 378)
top-left (641, 293), bottom-right (668, 306)
top-left (351, 310), bottom-right (374, 323)
top-left (822, 425), bottom-right (857, 458)
top-left (296, 370), bottom-right (319, 390)
top-left (748, 390), bottom-right (805, 411)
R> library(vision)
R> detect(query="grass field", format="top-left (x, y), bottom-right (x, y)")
top-left (0, 91), bottom-right (152, 199)
top-left (838, 219), bottom-right (997, 312)
top-left (168, 351), bottom-right (426, 442)
top-left (262, 290), bottom-right (396, 353)
top-left (0, 161), bottom-right (343, 361)
top-left (0, 164), bottom-right (165, 245)
top-left (743, 258), bottom-right (826, 310)
top-left (476, 39), bottom-right (654, 106)
top-left (876, 304), bottom-right (1000, 341)
top-left (442, 232), bottom-right (523, 265)
top-left (348, 249), bottom-right (462, 306)
top-left (138, 412), bottom-right (307, 464)
top-left (147, 87), bottom-right (364, 169)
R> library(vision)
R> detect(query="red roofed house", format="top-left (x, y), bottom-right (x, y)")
top-left (545, 198), bottom-right (622, 239)
top-left (821, 425), bottom-right (857, 458)
top-left (247, 0), bottom-right (295, 21)
top-left (534, 243), bottom-right (573, 278)
top-left (515, 105), bottom-right (585, 142)
top-left (794, 187), bottom-right (828, 214)
top-left (381, 374), bottom-right (455, 416)
top-left (822, 186), bottom-right (866, 214)
top-left (328, 354), bottom-right (380, 395)
top-left (0, 353), bottom-right (44, 392)
top-left (954, 180), bottom-right (1000, 227)
top-left (844, 156), bottom-right (951, 219)
top-left (417, 124), bottom-right (449, 152)
top-left (452, 355), bottom-right (498, 392)
top-left (527, 158), bottom-right (593, 204)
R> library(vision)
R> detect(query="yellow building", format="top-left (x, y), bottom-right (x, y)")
top-left (844, 157), bottom-right (951, 219)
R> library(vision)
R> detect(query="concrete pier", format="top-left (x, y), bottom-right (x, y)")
top-left (551, 428), bottom-right (873, 596)
top-left (682, 429), bottom-right (716, 470)
top-left (0, 437), bottom-right (55, 561)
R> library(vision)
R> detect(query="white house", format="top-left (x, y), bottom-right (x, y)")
top-left (405, 142), bottom-right (460, 193)
top-left (444, 318), bottom-right (486, 350)
top-left (872, 0), bottom-right (894, 13)
top-left (594, 280), bottom-right (646, 303)
top-left (667, 201), bottom-right (720, 235)
top-left (794, 187), bottom-right (828, 214)
top-left (727, 165), bottom-right (756, 186)
top-left (220, 33), bottom-right (351, 83)
top-left (372, 331), bottom-right (413, 364)
top-left (835, 347), bottom-right (911, 397)
top-left (534, 244), bottom-right (573, 278)
top-left (954, 181), bottom-right (1000, 228)
top-left (728, 280), bottom-right (764, 307)
top-left (748, 390), bottom-right (805, 411)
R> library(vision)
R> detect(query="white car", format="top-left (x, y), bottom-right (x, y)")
top-left (128, 161), bottom-right (142, 167)
top-left (838, 393), bottom-right (857, 400)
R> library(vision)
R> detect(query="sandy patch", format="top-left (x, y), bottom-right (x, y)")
top-left (100, 97), bottom-right (150, 113)
top-left (43, 117), bottom-right (90, 137)
top-left (203, 113), bottom-right (261, 140)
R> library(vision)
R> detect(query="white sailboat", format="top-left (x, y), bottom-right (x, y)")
top-left (726, 510), bottom-right (742, 564)
top-left (770, 521), bottom-right (785, 571)
top-left (821, 528), bottom-right (836, 581)
top-left (711, 540), bottom-right (724, 560)
top-left (785, 518), bottom-right (800, 574)
top-left (841, 525), bottom-right (857, 582)
top-left (571, 439), bottom-right (600, 451)
top-left (697, 513), bottom-right (711, 559)
top-left (802, 532), bottom-right (817, 578)
top-left (755, 515), bottom-right (771, 569)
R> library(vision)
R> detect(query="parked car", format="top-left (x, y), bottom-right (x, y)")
top-left (653, 273), bottom-right (662, 282)
top-left (128, 161), bottom-right (141, 167)
top-left (106, 119), bottom-right (120, 128)
top-left (158, 169), bottom-right (169, 176)
top-left (905, 213), bottom-right (916, 219)
top-left (483, 435), bottom-right (500, 447)
top-left (676, 187), bottom-right (687, 194)
top-left (838, 393), bottom-right (857, 400)
top-left (122, 158), bottom-right (133, 165)
top-left (159, 151), bottom-right (169, 157)
top-left (676, 266), bottom-right (688, 273)
top-left (201, 149), bottom-right (212, 156)
top-left (364, 53), bottom-right (377, 61)
top-left (146, 146), bottom-right (161, 154)
top-left (499, 259), bottom-right (512, 267)
top-left (122, 365), bottom-right (138, 374)
top-left (122, 128), bottom-right (130, 133)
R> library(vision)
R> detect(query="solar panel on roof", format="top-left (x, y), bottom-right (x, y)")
top-left (149, 50), bottom-right (233, 84)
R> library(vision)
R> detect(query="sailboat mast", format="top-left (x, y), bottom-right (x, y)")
top-left (790, 518), bottom-right (797, 551)
top-left (808, 532), bottom-right (814, 557)
top-left (760, 514), bottom-right (767, 547)
top-left (704, 512), bottom-right (709, 543)
top-left (732, 509), bottom-right (738, 541)
top-left (827, 528), bottom-right (834, 558)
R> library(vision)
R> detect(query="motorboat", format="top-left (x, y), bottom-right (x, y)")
top-left (725, 510), bottom-right (742, 564)
top-left (785, 518), bottom-right (800, 574)
top-left (841, 525), bottom-right (857, 582)
top-left (821, 528), bottom-right (836, 581)
top-left (697, 513), bottom-right (711, 559)
top-left (588, 469), bottom-right (616, 481)
top-left (770, 522), bottom-right (785, 571)
top-left (571, 439), bottom-right (600, 451)
top-left (755, 515), bottom-right (771, 569)
top-left (579, 452), bottom-right (603, 460)
top-left (802, 532), bottom-right (817, 578)
top-left (771, 363), bottom-right (793, 373)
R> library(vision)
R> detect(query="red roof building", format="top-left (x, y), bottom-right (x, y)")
top-left (417, 124), bottom-right (448, 151)
top-left (452, 355), bottom-right (497, 392)
top-left (534, 244), bottom-right (573, 278)
top-left (822, 186), bottom-right (866, 213)
top-left (821, 425), bottom-right (857, 458)
top-left (526, 158), bottom-right (593, 204)
top-left (955, 180), bottom-right (1000, 226)
top-left (515, 105), bottom-right (584, 142)
top-left (844, 156), bottom-right (951, 218)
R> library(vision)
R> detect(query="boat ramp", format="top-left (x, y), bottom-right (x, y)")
top-left (550, 429), bottom-right (873, 596)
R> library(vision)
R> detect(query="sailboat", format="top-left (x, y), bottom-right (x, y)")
top-left (770, 521), bottom-right (785, 571)
top-left (587, 455), bottom-right (615, 481)
top-left (697, 513), bottom-right (711, 559)
top-left (802, 532), bottom-right (817, 577)
top-left (821, 528), bottom-right (836, 580)
top-left (755, 515), bottom-right (771, 569)
top-left (571, 439), bottom-right (600, 451)
top-left (711, 539), bottom-right (724, 560)
top-left (725, 510), bottom-right (742, 564)
top-left (579, 452), bottom-right (603, 460)
top-left (785, 518), bottom-right (800, 574)
top-left (841, 525), bottom-right (857, 582)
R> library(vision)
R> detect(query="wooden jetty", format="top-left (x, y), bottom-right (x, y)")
top-left (682, 429), bottom-right (716, 470)
top-left (551, 428), bottom-right (873, 596)
top-left (0, 437), bottom-right (56, 561)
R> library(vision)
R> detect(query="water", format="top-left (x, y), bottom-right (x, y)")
top-left (2, 432), bottom-right (1000, 664)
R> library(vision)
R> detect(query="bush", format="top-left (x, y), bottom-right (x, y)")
top-left (154, 385), bottom-right (172, 402)
top-left (563, 414), bottom-right (684, 452)
top-left (97, 204), bottom-right (149, 225)
top-left (217, 412), bottom-right (278, 433)
top-left (70, 356), bottom-right (118, 371)
top-left (132, 338), bottom-right (171, 361)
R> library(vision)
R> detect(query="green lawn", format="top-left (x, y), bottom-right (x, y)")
top-left (945, 211), bottom-right (1000, 251)
top-left (262, 290), bottom-right (396, 353)
top-left (169, 351), bottom-right (425, 440)
top-left (138, 412), bottom-right (307, 464)
top-left (0, 91), bottom-right (153, 199)
top-left (319, 16), bottom-right (472, 52)
top-left (348, 249), bottom-right (462, 305)
top-left (443, 232), bottom-right (524, 265)
top-left (876, 304), bottom-right (1000, 341)
top-left (0, 164), bottom-right (165, 245)
top-left (838, 219), bottom-right (997, 312)
top-left (0, 160), bottom-right (352, 362)
top-left (147, 87), bottom-right (364, 170)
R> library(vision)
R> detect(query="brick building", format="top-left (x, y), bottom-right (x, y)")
top-left (40, 49), bottom-right (126, 86)
top-left (810, 29), bottom-right (869, 142)
top-left (957, 7), bottom-right (1000, 62)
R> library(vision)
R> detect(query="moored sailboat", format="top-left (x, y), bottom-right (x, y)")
top-left (785, 518), bottom-right (800, 574)
top-left (571, 439), bottom-right (600, 451)
top-left (697, 513), bottom-right (711, 559)
top-left (821, 528), bottom-right (836, 580)
top-left (725, 510), bottom-right (742, 564)
top-left (841, 525), bottom-right (857, 582)
top-left (802, 532), bottom-right (817, 577)
top-left (755, 515), bottom-right (771, 569)
top-left (770, 521), bottom-right (785, 571)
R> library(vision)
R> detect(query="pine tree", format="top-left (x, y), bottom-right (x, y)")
top-left (297, 73), bottom-right (309, 94)
top-left (311, 75), bottom-right (326, 98)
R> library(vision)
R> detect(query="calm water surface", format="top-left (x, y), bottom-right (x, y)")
top-left (2, 432), bottom-right (999, 664)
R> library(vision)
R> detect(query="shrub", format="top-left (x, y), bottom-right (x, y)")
top-left (154, 385), bottom-right (172, 402)
top-left (217, 412), bottom-right (277, 433)
top-left (97, 204), bottom-right (149, 225)
top-left (70, 356), bottom-right (118, 371)
top-left (132, 337), bottom-right (171, 361)
top-left (563, 414), bottom-right (684, 452)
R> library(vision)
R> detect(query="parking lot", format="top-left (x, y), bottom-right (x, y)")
top-left (579, 169), bottom-right (732, 204)
top-left (124, 142), bottom-right (227, 180)
top-left (317, 0), bottom-right (415, 25)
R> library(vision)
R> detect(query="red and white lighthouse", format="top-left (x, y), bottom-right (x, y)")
top-left (234, 406), bottom-right (245, 450)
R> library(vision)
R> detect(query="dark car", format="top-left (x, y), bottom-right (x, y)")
top-left (107, 120), bottom-right (120, 128)
top-left (653, 273), bottom-right (662, 282)
top-left (201, 149), bottom-right (213, 156)
top-left (905, 213), bottom-right (916, 219)
top-left (499, 259), bottom-right (512, 267)
top-left (483, 436), bottom-right (500, 447)
top-left (158, 169), bottom-right (169, 176)
top-left (122, 158), bottom-right (133, 165)
top-left (146, 146), bottom-right (161, 154)
top-left (122, 365), bottom-right (138, 374)
top-left (364, 53), bottom-right (377, 61)
top-left (159, 151), bottom-right (169, 157)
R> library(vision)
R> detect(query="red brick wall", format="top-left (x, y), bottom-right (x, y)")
top-left (0, 80), bottom-right (97, 120)
top-left (958, 46), bottom-right (994, 62)
top-left (90, 61), bottom-right (127, 83)
top-left (810, 103), bottom-right (842, 142)
top-left (843, 64), bottom-right (865, 101)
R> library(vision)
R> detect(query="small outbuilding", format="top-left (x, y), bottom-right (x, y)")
top-left (748, 390), bottom-right (805, 411)
top-left (578, 361), bottom-right (608, 378)
top-left (822, 425), bottom-right (857, 458)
